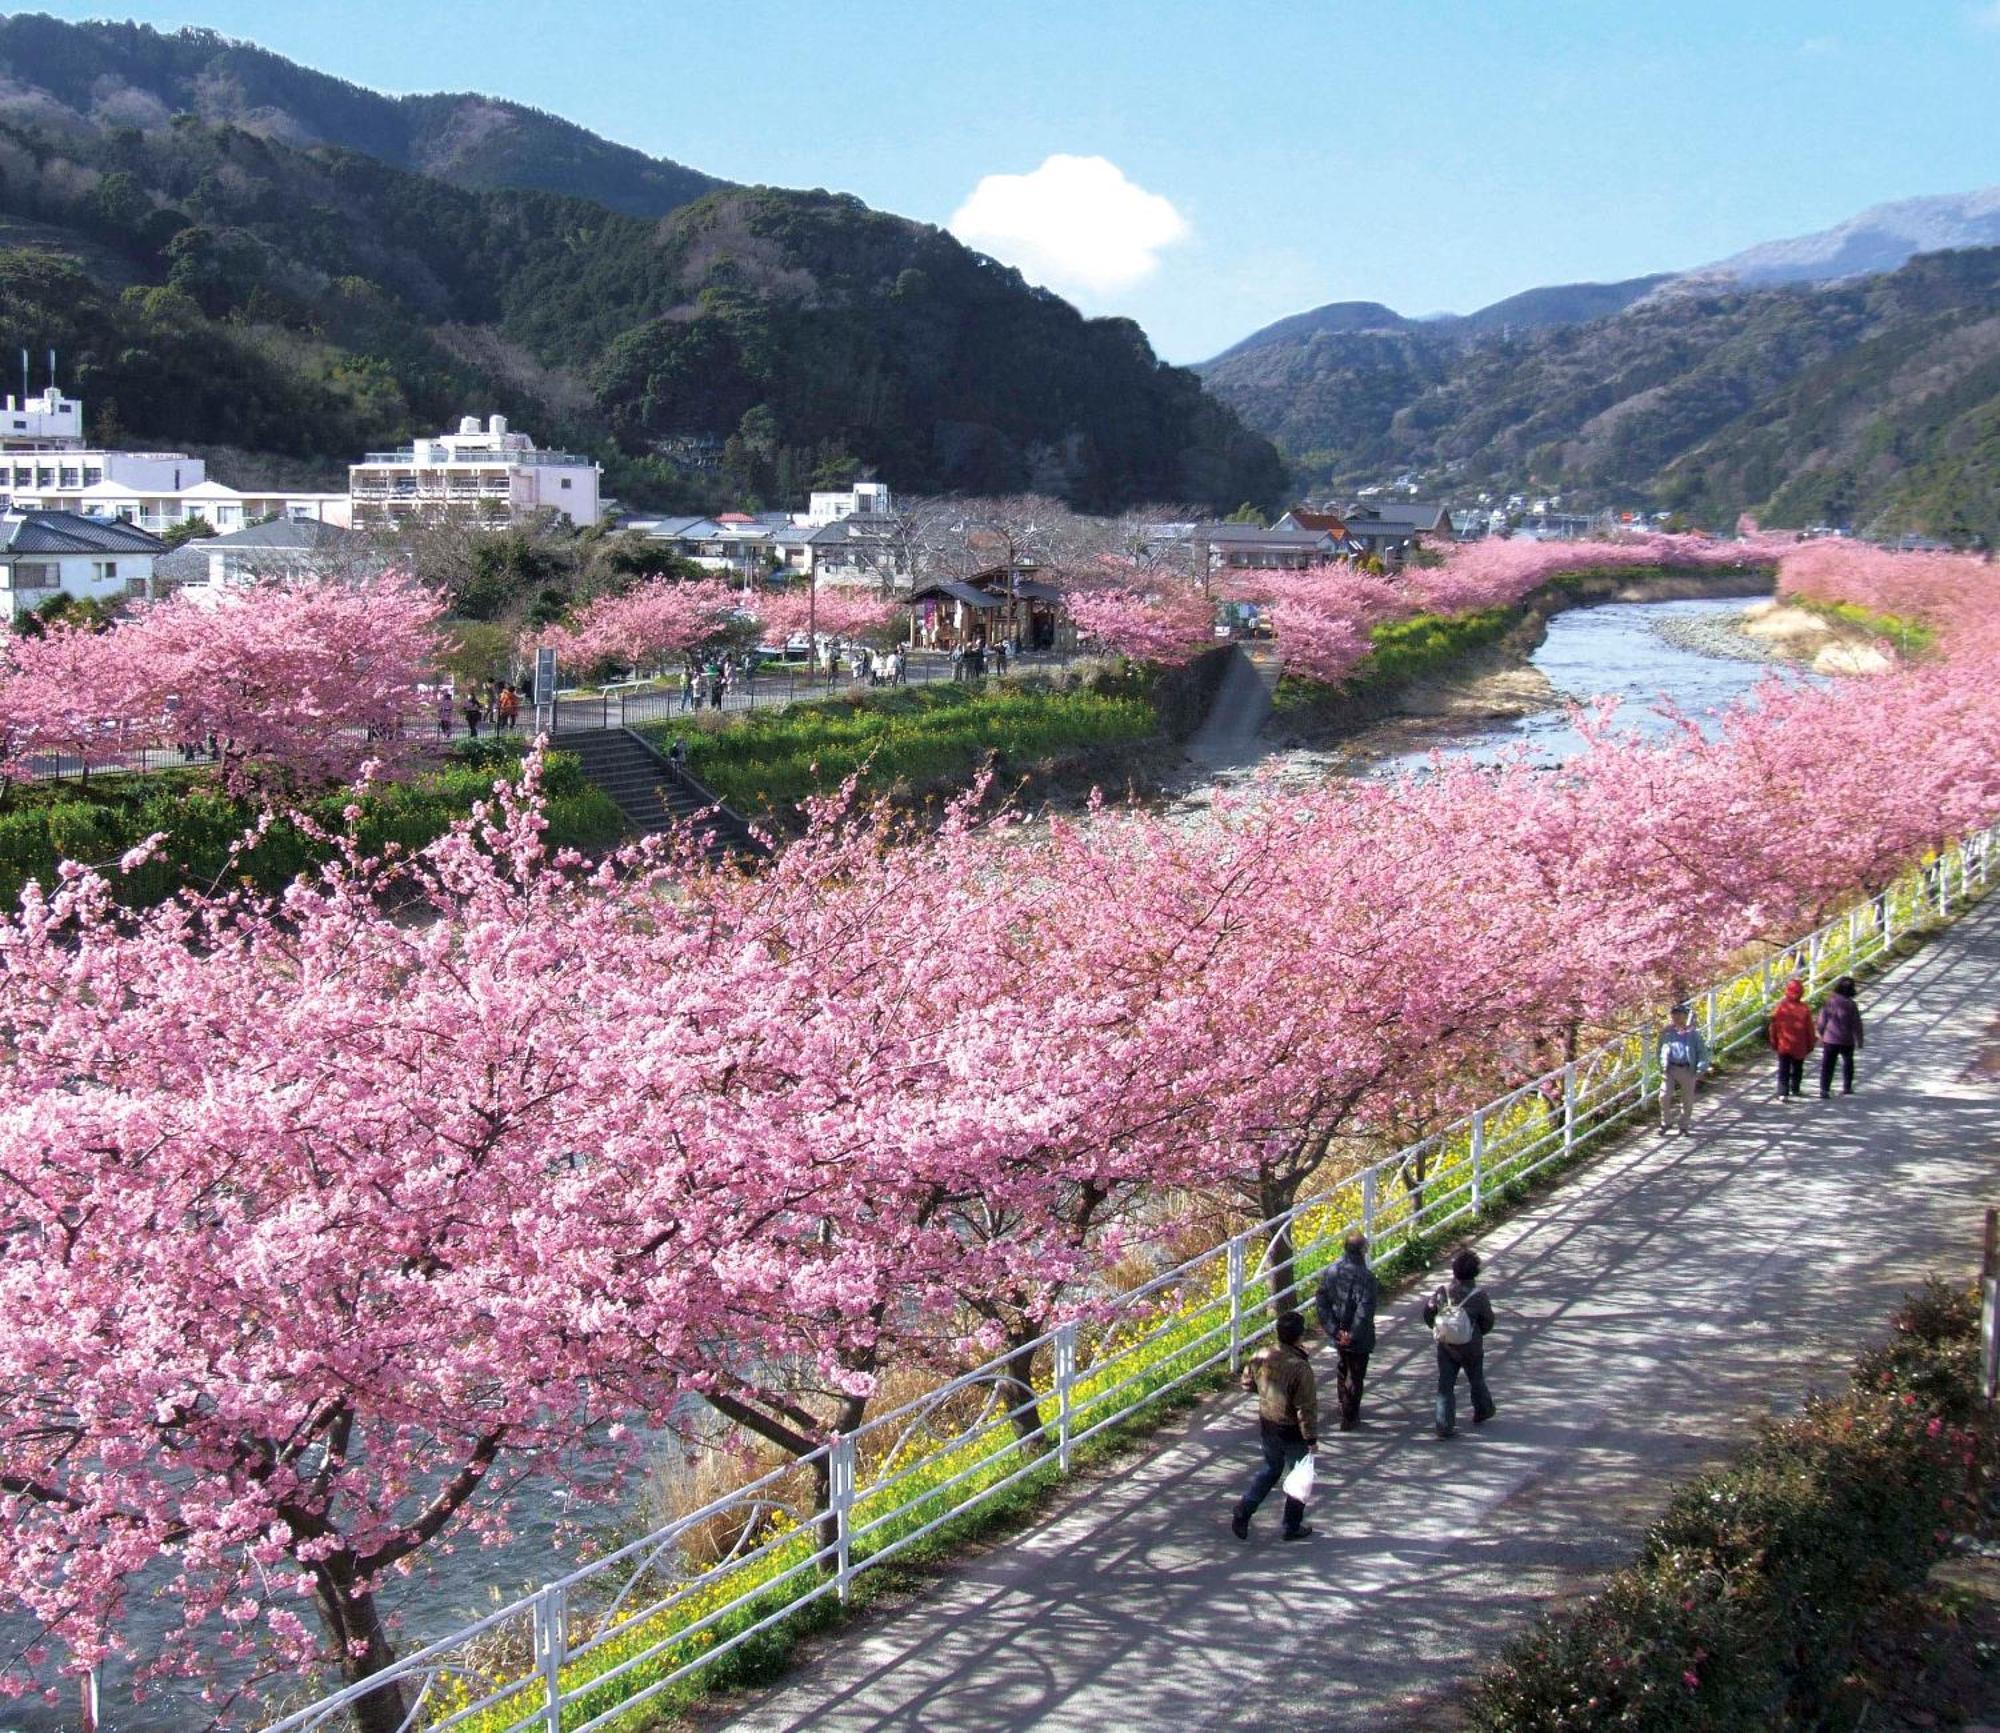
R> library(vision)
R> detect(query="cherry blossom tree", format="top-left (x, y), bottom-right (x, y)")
top-left (531, 575), bottom-right (741, 671)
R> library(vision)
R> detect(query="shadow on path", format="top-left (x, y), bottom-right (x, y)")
top-left (717, 899), bottom-right (2000, 1733)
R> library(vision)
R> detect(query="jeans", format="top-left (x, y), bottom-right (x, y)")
top-left (1237, 1420), bottom-right (1309, 1533)
top-left (1776, 1053), bottom-right (1805, 1096)
top-left (1820, 1044), bottom-right (1855, 1095)
top-left (1660, 1062), bottom-right (1698, 1129)
top-left (1436, 1346), bottom-right (1494, 1436)
top-left (1335, 1346), bottom-right (1370, 1429)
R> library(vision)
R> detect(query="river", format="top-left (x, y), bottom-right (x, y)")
top-left (5, 592), bottom-right (1800, 1732)
top-left (1374, 591), bottom-right (1807, 772)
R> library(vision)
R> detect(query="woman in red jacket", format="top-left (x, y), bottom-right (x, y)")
top-left (1769, 977), bottom-right (1817, 1100)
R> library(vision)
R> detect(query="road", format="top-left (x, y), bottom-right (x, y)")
top-left (717, 891), bottom-right (2000, 1732)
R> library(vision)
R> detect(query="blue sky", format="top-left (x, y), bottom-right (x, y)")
top-left (21, 0), bottom-right (2000, 360)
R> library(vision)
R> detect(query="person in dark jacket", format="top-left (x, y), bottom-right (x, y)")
top-left (1423, 1247), bottom-right (1496, 1438)
top-left (1816, 976), bottom-right (1865, 1097)
top-left (1314, 1232), bottom-right (1379, 1431)
top-left (1231, 1312), bottom-right (1318, 1541)
top-left (1768, 977), bottom-right (1816, 1099)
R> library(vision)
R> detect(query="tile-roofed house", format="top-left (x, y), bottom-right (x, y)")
top-left (0, 509), bottom-right (166, 617)
top-left (1198, 522), bottom-right (1341, 570)
top-left (157, 518), bottom-right (386, 592)
top-left (1273, 507), bottom-right (1349, 535)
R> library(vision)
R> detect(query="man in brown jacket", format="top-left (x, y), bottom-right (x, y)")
top-left (1231, 1311), bottom-right (1318, 1541)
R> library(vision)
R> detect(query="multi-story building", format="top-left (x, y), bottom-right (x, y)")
top-left (0, 510), bottom-right (166, 618)
top-left (805, 480), bottom-right (895, 527)
top-left (0, 387), bottom-right (84, 450)
top-left (349, 415), bottom-right (602, 529)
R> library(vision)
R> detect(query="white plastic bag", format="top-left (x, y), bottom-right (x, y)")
top-left (1280, 1452), bottom-right (1315, 1504)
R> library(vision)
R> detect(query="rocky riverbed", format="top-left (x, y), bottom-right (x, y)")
top-left (1654, 598), bottom-right (1894, 674)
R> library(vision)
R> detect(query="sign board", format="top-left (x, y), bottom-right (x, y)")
top-left (533, 647), bottom-right (556, 705)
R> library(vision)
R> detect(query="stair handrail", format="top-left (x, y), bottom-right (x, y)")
top-left (615, 726), bottom-right (769, 858)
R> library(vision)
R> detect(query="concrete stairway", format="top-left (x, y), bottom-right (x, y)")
top-left (556, 728), bottom-right (765, 861)
top-left (1185, 643), bottom-right (1284, 769)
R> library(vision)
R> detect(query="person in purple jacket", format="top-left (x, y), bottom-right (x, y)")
top-left (1816, 976), bottom-right (1865, 1097)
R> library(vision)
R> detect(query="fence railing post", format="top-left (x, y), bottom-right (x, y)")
top-left (1561, 1060), bottom-right (1577, 1158)
top-left (533, 1582), bottom-right (567, 1732)
top-left (1225, 1236), bottom-right (1247, 1373)
top-left (1055, 1321), bottom-right (1079, 1473)
top-left (1702, 986), bottom-right (1717, 1047)
top-left (80, 1669), bottom-right (99, 1733)
top-left (1361, 1165), bottom-right (1378, 1245)
top-left (1983, 1207), bottom-right (1998, 1408)
top-left (830, 1433), bottom-right (858, 1602)
top-left (1469, 1109), bottom-right (1486, 1212)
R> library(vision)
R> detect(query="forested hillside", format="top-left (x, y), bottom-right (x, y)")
top-left (1199, 248), bottom-right (2000, 541)
top-left (0, 13), bottom-right (722, 217)
top-left (0, 20), bottom-right (1284, 513)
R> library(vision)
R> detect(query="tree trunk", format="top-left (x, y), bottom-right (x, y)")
top-left (998, 1338), bottom-right (1048, 1452)
top-left (314, 1567), bottom-right (407, 1733)
top-left (1257, 1170), bottom-right (1304, 1320)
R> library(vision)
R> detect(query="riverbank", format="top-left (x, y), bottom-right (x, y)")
top-left (1264, 566), bottom-right (1778, 772)
top-left (1655, 595), bottom-right (1897, 673)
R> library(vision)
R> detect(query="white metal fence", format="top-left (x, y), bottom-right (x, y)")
top-left (254, 827), bottom-right (1994, 1733)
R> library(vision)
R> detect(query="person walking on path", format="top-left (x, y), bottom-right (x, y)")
top-left (1231, 1312), bottom-right (1317, 1541)
top-left (461, 690), bottom-right (483, 739)
top-left (1768, 977), bottom-right (1816, 1100)
top-left (1657, 1002), bottom-right (1711, 1134)
top-left (1423, 1248), bottom-right (1496, 1439)
top-left (496, 683), bottom-right (519, 731)
top-left (1313, 1233), bottom-right (1379, 1432)
top-left (1817, 975), bottom-right (1865, 1097)
top-left (680, 665), bottom-right (697, 713)
top-left (435, 685), bottom-right (454, 740)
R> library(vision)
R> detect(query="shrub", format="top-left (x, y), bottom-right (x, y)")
top-left (1469, 1281), bottom-right (1985, 1731)
top-left (638, 682), bottom-right (1159, 814)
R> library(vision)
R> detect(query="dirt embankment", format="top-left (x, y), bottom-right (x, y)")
top-left (1737, 598), bottom-right (1895, 673)
top-left (1274, 567), bottom-right (1777, 765)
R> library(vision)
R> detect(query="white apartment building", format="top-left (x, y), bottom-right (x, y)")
top-left (0, 510), bottom-right (166, 619)
top-left (0, 387), bottom-right (84, 450)
top-left (350, 415), bottom-right (602, 528)
top-left (0, 457), bottom-right (351, 534)
top-left (805, 480), bottom-right (894, 527)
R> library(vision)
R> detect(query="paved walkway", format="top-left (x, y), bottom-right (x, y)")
top-left (719, 895), bottom-right (2000, 1732)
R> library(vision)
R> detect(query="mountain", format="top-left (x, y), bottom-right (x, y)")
top-left (1198, 245), bottom-right (2000, 542)
top-left (0, 14), bottom-right (722, 217)
top-left (1692, 187), bottom-right (2000, 290)
top-left (0, 18), bottom-right (1284, 515)
top-left (1452, 275), bottom-right (1673, 335)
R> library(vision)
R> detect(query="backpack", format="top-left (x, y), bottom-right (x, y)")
top-left (1433, 1284), bottom-right (1479, 1349)
top-left (1663, 1028), bottom-right (1699, 1067)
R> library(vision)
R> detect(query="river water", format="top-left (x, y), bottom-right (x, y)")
top-left (1375, 591), bottom-right (1805, 772)
top-left (7, 592), bottom-right (1797, 1732)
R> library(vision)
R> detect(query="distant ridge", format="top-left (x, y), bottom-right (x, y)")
top-left (0, 13), bottom-right (723, 218)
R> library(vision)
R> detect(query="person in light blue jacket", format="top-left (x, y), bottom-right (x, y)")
top-left (1658, 1002), bottom-right (1712, 1135)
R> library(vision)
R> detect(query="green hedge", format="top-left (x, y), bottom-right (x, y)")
top-left (1469, 1281), bottom-right (1986, 1731)
top-left (636, 678), bottom-right (1159, 815)
top-left (0, 743), bottom-right (625, 911)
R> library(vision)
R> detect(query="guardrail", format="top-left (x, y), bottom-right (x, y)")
top-left (257, 826), bottom-right (1994, 1733)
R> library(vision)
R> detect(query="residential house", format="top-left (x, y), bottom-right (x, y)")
top-left (0, 510), bottom-right (167, 618)
top-left (627, 515), bottom-right (776, 584)
top-left (1338, 500), bottom-right (1453, 565)
top-left (1199, 521), bottom-right (1342, 570)
top-left (154, 519), bottom-right (386, 592)
top-left (350, 415), bottom-right (602, 529)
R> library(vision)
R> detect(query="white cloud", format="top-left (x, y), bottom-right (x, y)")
top-left (948, 154), bottom-right (1189, 299)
